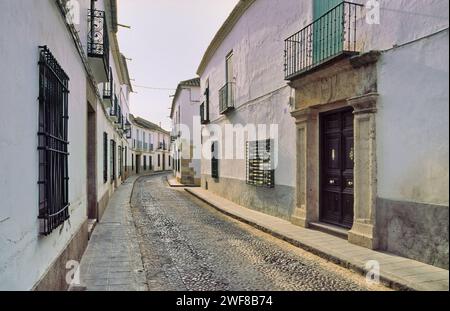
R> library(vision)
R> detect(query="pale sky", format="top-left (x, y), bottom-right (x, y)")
top-left (117, 0), bottom-right (239, 130)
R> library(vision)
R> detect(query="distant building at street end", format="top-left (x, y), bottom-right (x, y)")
top-left (129, 114), bottom-right (172, 174)
top-left (170, 78), bottom-right (202, 186)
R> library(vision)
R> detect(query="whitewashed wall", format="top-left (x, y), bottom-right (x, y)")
top-left (377, 29), bottom-right (449, 206)
top-left (177, 87), bottom-right (201, 179)
top-left (200, 0), bottom-right (309, 187)
top-left (0, 0), bottom-right (88, 290)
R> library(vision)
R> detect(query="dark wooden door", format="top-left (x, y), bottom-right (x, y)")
top-left (320, 108), bottom-right (354, 228)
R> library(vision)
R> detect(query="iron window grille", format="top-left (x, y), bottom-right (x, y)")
top-left (125, 147), bottom-right (128, 172)
top-left (246, 139), bottom-right (275, 188)
top-left (219, 82), bottom-right (235, 115)
top-left (110, 140), bottom-right (116, 182)
top-left (38, 46), bottom-right (70, 235)
top-left (87, 9), bottom-right (110, 75)
top-left (103, 132), bottom-right (108, 183)
top-left (211, 142), bottom-right (219, 179)
top-left (284, 1), bottom-right (363, 80)
top-left (118, 145), bottom-right (122, 178)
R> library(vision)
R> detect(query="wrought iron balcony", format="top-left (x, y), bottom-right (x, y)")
top-left (137, 141), bottom-right (143, 151)
top-left (87, 9), bottom-right (110, 82)
top-left (219, 82), bottom-right (235, 115)
top-left (284, 1), bottom-right (363, 80)
top-left (159, 142), bottom-right (167, 151)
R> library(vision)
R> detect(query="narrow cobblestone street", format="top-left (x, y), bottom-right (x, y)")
top-left (129, 174), bottom-right (388, 291)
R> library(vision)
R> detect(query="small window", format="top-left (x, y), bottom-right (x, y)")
top-left (246, 139), bottom-right (275, 188)
top-left (211, 141), bottom-right (219, 179)
top-left (38, 46), bottom-right (70, 235)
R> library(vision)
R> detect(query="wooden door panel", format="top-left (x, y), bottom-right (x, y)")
top-left (320, 108), bottom-right (354, 228)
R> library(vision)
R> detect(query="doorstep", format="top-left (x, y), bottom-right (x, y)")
top-left (167, 176), bottom-right (199, 188)
top-left (309, 222), bottom-right (349, 239)
top-left (185, 188), bottom-right (449, 291)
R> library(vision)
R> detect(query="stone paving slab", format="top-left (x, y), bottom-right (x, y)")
top-left (79, 175), bottom-right (148, 291)
top-left (185, 188), bottom-right (449, 291)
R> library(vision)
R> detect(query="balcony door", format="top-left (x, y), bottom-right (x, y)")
top-left (313, 0), bottom-right (344, 63)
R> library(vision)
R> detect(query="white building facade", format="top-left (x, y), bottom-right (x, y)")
top-left (129, 115), bottom-right (172, 174)
top-left (170, 78), bottom-right (202, 186)
top-left (197, 0), bottom-right (449, 269)
top-left (0, 0), bottom-right (133, 290)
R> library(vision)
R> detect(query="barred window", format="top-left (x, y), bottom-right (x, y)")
top-left (38, 46), bottom-right (70, 235)
top-left (246, 139), bottom-right (275, 188)
top-left (103, 132), bottom-right (108, 183)
top-left (110, 140), bottom-right (116, 182)
top-left (125, 147), bottom-right (128, 172)
top-left (211, 141), bottom-right (219, 179)
top-left (118, 145), bottom-right (122, 177)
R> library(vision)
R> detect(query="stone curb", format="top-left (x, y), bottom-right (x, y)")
top-left (185, 188), bottom-right (448, 291)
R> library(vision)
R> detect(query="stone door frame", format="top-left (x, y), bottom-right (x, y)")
top-left (291, 93), bottom-right (379, 249)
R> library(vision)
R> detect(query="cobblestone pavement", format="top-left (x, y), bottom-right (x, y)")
top-left (131, 174), bottom-right (389, 291)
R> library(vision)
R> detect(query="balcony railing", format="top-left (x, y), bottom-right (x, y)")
top-left (87, 9), bottom-right (110, 82)
top-left (284, 1), bottom-right (363, 80)
top-left (159, 142), bottom-right (167, 151)
top-left (219, 82), bottom-right (235, 115)
top-left (137, 141), bottom-right (143, 151)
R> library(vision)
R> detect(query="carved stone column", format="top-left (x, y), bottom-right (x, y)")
top-left (347, 93), bottom-right (379, 249)
top-left (291, 107), bottom-right (319, 228)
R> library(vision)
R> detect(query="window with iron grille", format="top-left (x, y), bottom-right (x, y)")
top-left (38, 46), bottom-right (70, 235)
top-left (125, 147), bottom-right (128, 172)
top-left (211, 141), bottom-right (219, 179)
top-left (118, 145), bottom-right (122, 177)
top-left (110, 140), bottom-right (116, 182)
top-left (103, 132), bottom-right (108, 183)
top-left (246, 139), bottom-right (275, 188)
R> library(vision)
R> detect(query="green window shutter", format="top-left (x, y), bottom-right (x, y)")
top-left (313, 0), bottom-right (344, 63)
